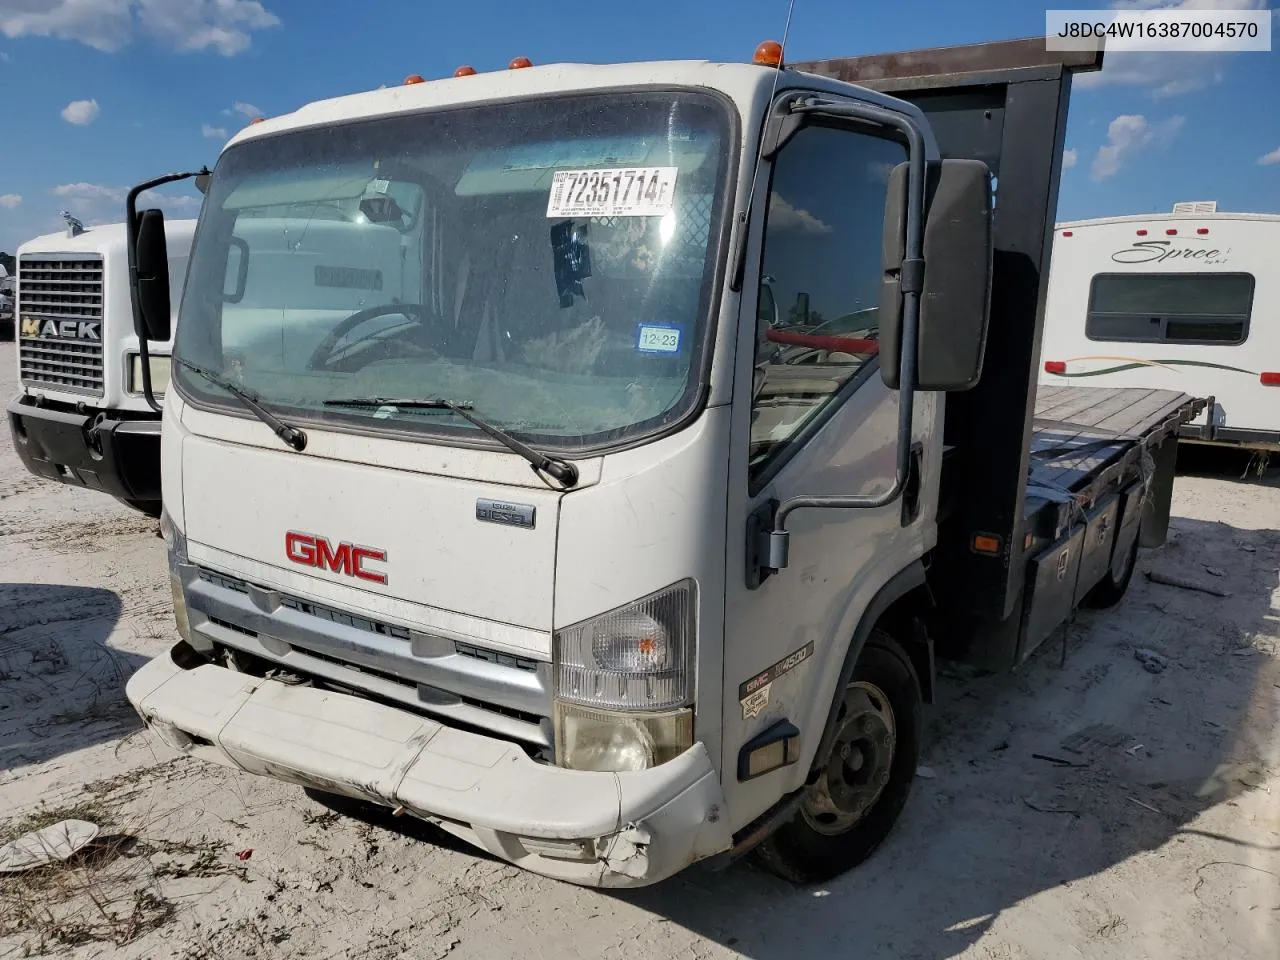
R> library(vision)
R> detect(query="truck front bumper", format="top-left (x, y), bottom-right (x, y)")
top-left (126, 645), bottom-right (732, 887)
top-left (7, 398), bottom-right (162, 503)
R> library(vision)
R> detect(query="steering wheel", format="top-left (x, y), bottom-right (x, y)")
top-left (307, 303), bottom-right (440, 372)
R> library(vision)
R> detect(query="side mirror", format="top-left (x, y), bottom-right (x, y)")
top-left (135, 208), bottom-right (172, 342)
top-left (194, 172), bottom-right (211, 195)
top-left (879, 159), bottom-right (993, 391)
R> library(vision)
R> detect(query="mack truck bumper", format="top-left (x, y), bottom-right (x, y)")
top-left (7, 398), bottom-right (162, 505)
top-left (126, 644), bottom-right (732, 887)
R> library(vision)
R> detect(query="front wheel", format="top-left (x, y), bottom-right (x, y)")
top-left (116, 497), bottom-right (162, 518)
top-left (754, 631), bottom-right (922, 885)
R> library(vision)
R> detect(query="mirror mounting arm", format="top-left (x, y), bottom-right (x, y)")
top-left (126, 167), bottom-right (209, 413)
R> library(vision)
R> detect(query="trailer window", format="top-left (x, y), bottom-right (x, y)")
top-left (748, 125), bottom-right (904, 483)
top-left (1085, 273), bottom-right (1254, 345)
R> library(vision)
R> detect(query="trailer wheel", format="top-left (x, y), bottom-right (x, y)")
top-left (1082, 526), bottom-right (1140, 609)
top-left (754, 630), bottom-right (922, 885)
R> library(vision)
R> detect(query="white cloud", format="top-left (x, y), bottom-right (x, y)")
top-left (0, 1), bottom-right (280, 56)
top-left (231, 100), bottom-right (261, 118)
top-left (866, 161), bottom-right (896, 183)
top-left (1074, 53), bottom-right (1221, 98)
top-left (1259, 146), bottom-right (1280, 166)
top-left (1076, 0), bottom-right (1270, 97)
top-left (0, 0), bottom-right (132, 52)
top-left (201, 122), bottom-right (227, 139)
top-left (51, 181), bottom-right (200, 219)
top-left (60, 98), bottom-right (99, 124)
top-left (1063, 148), bottom-right (1078, 170)
top-left (769, 194), bottom-right (832, 235)
top-left (147, 192), bottom-right (200, 210)
top-left (0, 193), bottom-right (21, 208)
top-left (52, 182), bottom-right (126, 205)
top-left (138, 0), bottom-right (280, 56)
top-left (1091, 114), bottom-right (1185, 181)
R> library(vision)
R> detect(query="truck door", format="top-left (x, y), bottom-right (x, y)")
top-left (720, 115), bottom-right (938, 825)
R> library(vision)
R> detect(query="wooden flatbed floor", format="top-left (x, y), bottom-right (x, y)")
top-left (1026, 385), bottom-right (1195, 503)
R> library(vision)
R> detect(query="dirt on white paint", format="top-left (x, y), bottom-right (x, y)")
top-left (1, 340), bottom-right (1277, 960)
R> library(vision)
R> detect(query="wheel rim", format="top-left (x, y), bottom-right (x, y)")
top-left (800, 680), bottom-right (897, 836)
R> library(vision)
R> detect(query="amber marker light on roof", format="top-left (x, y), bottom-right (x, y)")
top-left (753, 40), bottom-right (784, 67)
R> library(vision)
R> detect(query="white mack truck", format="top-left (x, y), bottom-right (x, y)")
top-left (8, 214), bottom-right (196, 515)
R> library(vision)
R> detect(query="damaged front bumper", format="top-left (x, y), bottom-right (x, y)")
top-left (125, 644), bottom-right (731, 887)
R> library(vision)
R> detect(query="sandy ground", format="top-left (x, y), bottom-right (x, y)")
top-left (1, 339), bottom-right (1278, 960)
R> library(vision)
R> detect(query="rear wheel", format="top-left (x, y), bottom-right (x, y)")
top-left (754, 631), bottom-right (922, 885)
top-left (1082, 525), bottom-right (1140, 609)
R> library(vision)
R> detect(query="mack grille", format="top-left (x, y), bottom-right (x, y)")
top-left (17, 256), bottom-right (106, 397)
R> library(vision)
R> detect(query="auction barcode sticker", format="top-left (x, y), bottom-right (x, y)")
top-left (547, 167), bottom-right (678, 219)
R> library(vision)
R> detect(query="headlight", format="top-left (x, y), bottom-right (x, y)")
top-left (554, 580), bottom-right (694, 710)
top-left (128, 354), bottom-right (171, 396)
top-left (553, 581), bottom-right (696, 771)
top-left (555, 703), bottom-right (693, 772)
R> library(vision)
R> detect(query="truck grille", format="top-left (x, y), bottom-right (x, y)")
top-left (17, 256), bottom-right (106, 397)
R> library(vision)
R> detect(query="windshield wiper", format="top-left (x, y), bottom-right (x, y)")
top-left (176, 358), bottom-right (307, 452)
top-left (323, 397), bottom-right (473, 411)
top-left (324, 396), bottom-right (579, 487)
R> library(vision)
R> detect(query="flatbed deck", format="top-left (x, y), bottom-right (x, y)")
top-left (1025, 385), bottom-right (1203, 517)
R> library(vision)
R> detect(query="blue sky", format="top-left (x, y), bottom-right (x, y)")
top-left (1, 0), bottom-right (1277, 254)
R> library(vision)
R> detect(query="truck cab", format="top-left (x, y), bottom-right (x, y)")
top-left (123, 40), bottom-right (1200, 888)
top-left (7, 218), bottom-right (196, 515)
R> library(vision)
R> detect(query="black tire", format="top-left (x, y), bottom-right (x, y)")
top-left (1082, 526), bottom-right (1140, 609)
top-left (116, 497), bottom-right (162, 518)
top-left (754, 630), bottom-right (922, 885)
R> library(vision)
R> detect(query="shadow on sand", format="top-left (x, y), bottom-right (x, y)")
top-left (0, 584), bottom-right (145, 773)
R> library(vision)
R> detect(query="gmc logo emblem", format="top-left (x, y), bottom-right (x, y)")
top-left (285, 531), bottom-right (388, 585)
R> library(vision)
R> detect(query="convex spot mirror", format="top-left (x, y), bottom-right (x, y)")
top-left (879, 159), bottom-right (993, 392)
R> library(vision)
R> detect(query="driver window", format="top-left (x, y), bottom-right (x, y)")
top-left (749, 124), bottom-right (906, 480)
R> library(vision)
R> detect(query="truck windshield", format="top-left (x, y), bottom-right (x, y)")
top-left (172, 91), bottom-right (733, 450)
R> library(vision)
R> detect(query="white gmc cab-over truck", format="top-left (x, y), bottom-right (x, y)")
top-left (8, 216), bottom-right (196, 516)
top-left (122, 39), bottom-right (1202, 887)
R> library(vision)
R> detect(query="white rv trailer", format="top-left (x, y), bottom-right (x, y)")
top-left (1040, 202), bottom-right (1280, 452)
